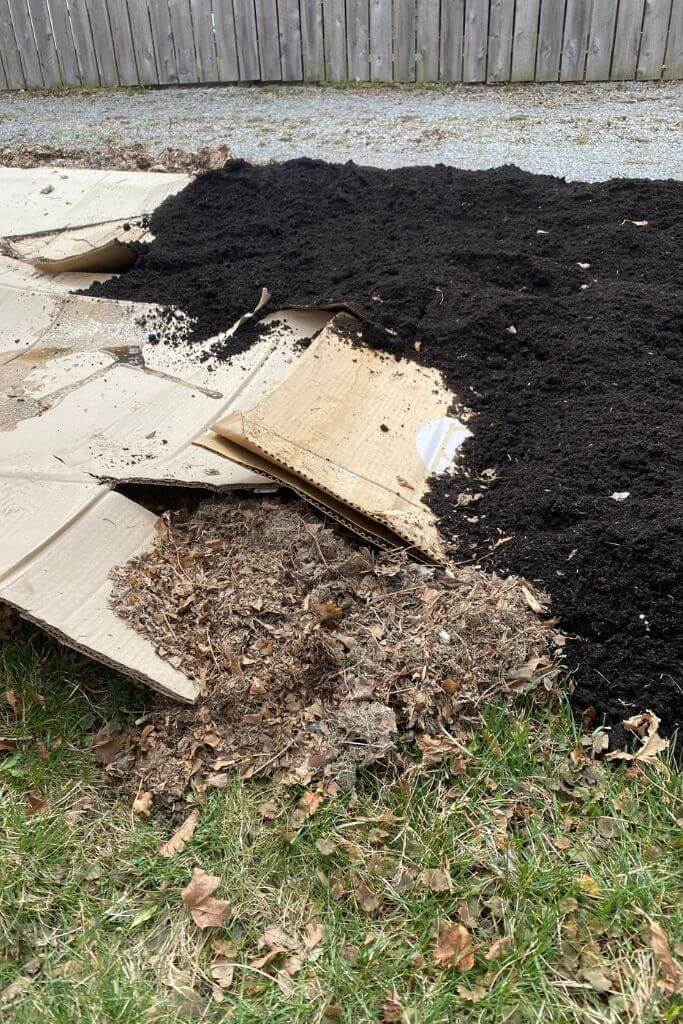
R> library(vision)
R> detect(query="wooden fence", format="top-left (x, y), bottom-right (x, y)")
top-left (0, 0), bottom-right (680, 90)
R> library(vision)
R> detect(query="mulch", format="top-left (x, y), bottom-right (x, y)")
top-left (88, 159), bottom-right (682, 733)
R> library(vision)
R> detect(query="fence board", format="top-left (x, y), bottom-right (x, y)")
top-left (126, 0), bottom-right (157, 84)
top-left (190, 0), bottom-right (218, 80)
top-left (416, 0), bottom-right (439, 81)
top-left (394, 0), bottom-right (416, 81)
top-left (611, 0), bottom-right (646, 79)
top-left (663, 0), bottom-right (682, 78)
top-left (108, 0), bottom-right (139, 85)
top-left (85, 0), bottom-right (119, 85)
top-left (561, 0), bottom-right (591, 79)
top-left (585, 0), bottom-right (618, 78)
top-left (0, 50), bottom-right (7, 88)
top-left (167, 0), bottom-right (196, 81)
top-left (27, 0), bottom-right (61, 85)
top-left (487, 0), bottom-right (513, 81)
top-left (369, 0), bottom-right (391, 80)
top-left (536, 0), bottom-right (565, 80)
top-left (637, 0), bottom-right (670, 78)
top-left (440, 0), bottom-right (464, 80)
top-left (233, 0), bottom-right (260, 77)
top-left (511, 0), bottom-right (540, 79)
top-left (463, 0), bottom-right (488, 81)
top-left (7, 0), bottom-right (43, 85)
top-left (278, 0), bottom-right (302, 78)
top-left (347, 0), bottom-right (370, 79)
top-left (323, 0), bottom-right (346, 78)
top-left (300, 0), bottom-right (324, 79)
top-left (67, 0), bottom-right (100, 84)
top-left (254, 0), bottom-right (281, 79)
top-left (0, 0), bottom-right (25, 87)
top-left (47, 0), bottom-right (81, 84)
top-left (214, 0), bottom-right (239, 79)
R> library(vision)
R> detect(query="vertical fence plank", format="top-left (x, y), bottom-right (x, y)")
top-left (26, 0), bottom-right (61, 85)
top-left (536, 0), bottom-right (565, 80)
top-left (611, 0), bottom-right (646, 79)
top-left (511, 0), bottom-right (540, 79)
top-left (85, 0), bottom-right (119, 84)
top-left (463, 0), bottom-right (488, 81)
top-left (233, 0), bottom-right (260, 77)
top-left (190, 0), bottom-right (218, 80)
top-left (416, 0), bottom-right (439, 81)
top-left (67, 0), bottom-right (100, 83)
top-left (167, 0), bottom-right (196, 81)
top-left (487, 0), bottom-right (513, 81)
top-left (440, 0), bottom-right (464, 80)
top-left (394, 0), bottom-right (416, 80)
top-left (560, 0), bottom-right (591, 80)
top-left (214, 0), bottom-right (239, 79)
top-left (300, 0), bottom-right (324, 79)
top-left (0, 51), bottom-right (7, 87)
top-left (663, 0), bottom-right (681, 78)
top-left (585, 0), bottom-right (617, 78)
top-left (0, 0), bottom-right (25, 87)
top-left (126, 0), bottom-right (157, 84)
top-left (254, 0), bottom-right (281, 79)
top-left (278, 0), bottom-right (302, 78)
top-left (637, 0), bottom-right (670, 78)
top-left (148, 0), bottom-right (178, 82)
top-left (347, 0), bottom-right (370, 79)
top-left (369, 0), bottom-right (391, 79)
top-left (323, 0), bottom-right (346, 78)
top-left (7, 0), bottom-right (43, 85)
top-left (108, 0), bottom-right (139, 84)
top-left (47, 0), bottom-right (82, 84)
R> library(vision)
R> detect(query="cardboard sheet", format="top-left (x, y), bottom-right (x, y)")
top-left (6, 220), bottom-right (149, 273)
top-left (0, 179), bottom-right (335, 701)
top-left (201, 315), bottom-right (471, 563)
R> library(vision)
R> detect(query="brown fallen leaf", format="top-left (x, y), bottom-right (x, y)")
top-left (133, 791), bottom-right (153, 817)
top-left (91, 729), bottom-right (127, 765)
top-left (485, 936), bottom-right (510, 960)
top-left (25, 789), bottom-right (49, 817)
top-left (303, 919), bottom-right (325, 952)
top-left (417, 734), bottom-right (466, 766)
top-left (181, 867), bottom-right (231, 929)
top-left (606, 711), bottom-right (670, 776)
top-left (419, 867), bottom-right (452, 893)
top-left (434, 922), bottom-right (473, 970)
top-left (159, 809), bottom-right (199, 858)
top-left (259, 925), bottom-right (298, 952)
top-left (211, 937), bottom-right (236, 958)
top-left (456, 984), bottom-right (487, 1002)
top-left (297, 790), bottom-right (323, 818)
top-left (0, 974), bottom-right (33, 1007)
top-left (650, 919), bottom-right (683, 995)
top-left (210, 959), bottom-right (235, 991)
top-left (5, 688), bottom-right (21, 714)
top-left (382, 993), bottom-right (404, 1021)
top-left (355, 881), bottom-right (381, 914)
top-left (580, 967), bottom-right (613, 994)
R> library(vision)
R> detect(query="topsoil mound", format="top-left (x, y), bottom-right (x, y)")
top-left (89, 159), bottom-right (682, 732)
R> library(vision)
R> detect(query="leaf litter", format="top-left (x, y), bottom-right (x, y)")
top-left (110, 495), bottom-right (562, 797)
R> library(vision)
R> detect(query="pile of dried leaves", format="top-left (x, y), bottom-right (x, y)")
top-left (110, 497), bottom-right (562, 797)
top-left (0, 142), bottom-right (231, 174)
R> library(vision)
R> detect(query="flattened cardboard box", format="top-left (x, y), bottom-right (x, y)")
top-left (199, 315), bottom-right (471, 564)
top-left (0, 173), bottom-right (334, 701)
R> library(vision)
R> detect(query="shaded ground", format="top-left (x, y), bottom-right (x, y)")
top-left (0, 82), bottom-right (681, 181)
top-left (89, 160), bottom-right (682, 734)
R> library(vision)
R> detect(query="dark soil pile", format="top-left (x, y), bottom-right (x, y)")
top-left (88, 159), bottom-right (682, 732)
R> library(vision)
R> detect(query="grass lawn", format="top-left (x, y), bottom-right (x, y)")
top-left (0, 627), bottom-right (681, 1023)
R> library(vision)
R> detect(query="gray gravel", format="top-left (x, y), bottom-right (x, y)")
top-left (1, 81), bottom-right (681, 181)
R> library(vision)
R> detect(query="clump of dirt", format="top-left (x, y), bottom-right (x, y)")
top-left (110, 497), bottom-right (560, 796)
top-left (90, 159), bottom-right (682, 733)
top-left (0, 142), bottom-right (232, 174)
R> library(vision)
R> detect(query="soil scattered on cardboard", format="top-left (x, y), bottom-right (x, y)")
top-left (90, 159), bottom-right (682, 732)
top-left (110, 497), bottom-right (560, 795)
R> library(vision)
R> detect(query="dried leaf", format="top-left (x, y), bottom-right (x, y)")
top-left (580, 967), bottom-right (614, 993)
top-left (382, 993), bottom-right (404, 1021)
top-left (304, 919), bottom-right (325, 952)
top-left (133, 791), bottom-right (153, 817)
top-left (25, 790), bottom-right (49, 817)
top-left (0, 975), bottom-right (32, 1006)
top-left (578, 874), bottom-right (602, 899)
top-left (159, 809), bottom-right (199, 858)
top-left (486, 936), bottom-right (510, 960)
top-left (259, 925), bottom-right (298, 952)
top-left (91, 729), bottom-right (127, 765)
top-left (650, 920), bottom-right (683, 995)
top-left (521, 585), bottom-right (543, 614)
top-left (355, 881), bottom-right (380, 914)
top-left (419, 867), bottom-right (452, 893)
top-left (595, 816), bottom-right (622, 839)
top-left (5, 688), bottom-right (20, 713)
top-left (298, 790), bottom-right (323, 818)
top-left (315, 837), bottom-right (337, 856)
top-left (210, 959), bottom-right (235, 990)
top-left (456, 984), bottom-right (487, 1002)
top-left (417, 734), bottom-right (465, 766)
top-left (181, 867), bottom-right (231, 929)
top-left (434, 922), bottom-right (473, 970)
top-left (606, 711), bottom-right (670, 775)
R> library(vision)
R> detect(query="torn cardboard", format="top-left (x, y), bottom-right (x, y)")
top-left (199, 314), bottom-right (471, 563)
top-left (5, 219), bottom-right (149, 273)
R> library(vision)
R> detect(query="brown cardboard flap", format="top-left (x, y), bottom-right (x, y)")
top-left (204, 316), bottom-right (472, 563)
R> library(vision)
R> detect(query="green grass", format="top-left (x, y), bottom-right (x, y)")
top-left (1, 629), bottom-right (681, 1023)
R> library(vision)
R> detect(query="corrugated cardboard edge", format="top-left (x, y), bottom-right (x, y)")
top-left (5, 220), bottom-right (149, 273)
